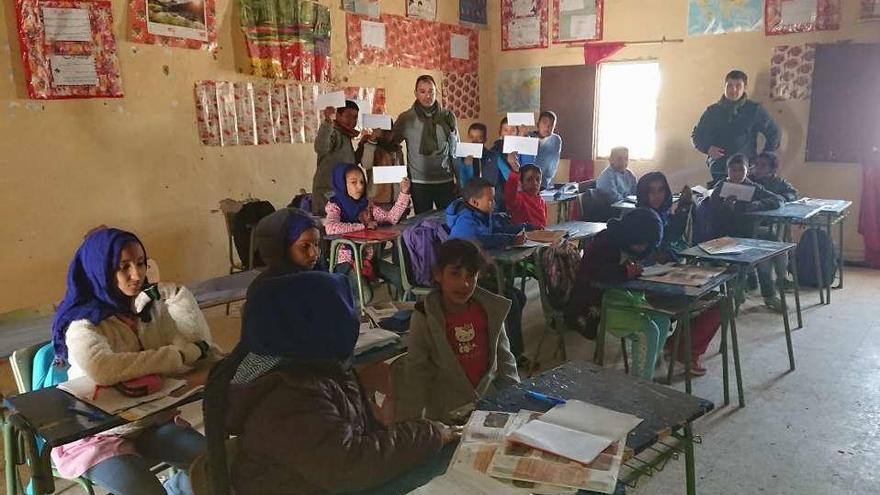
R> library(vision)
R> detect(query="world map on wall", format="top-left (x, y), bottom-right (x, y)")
top-left (687, 0), bottom-right (764, 36)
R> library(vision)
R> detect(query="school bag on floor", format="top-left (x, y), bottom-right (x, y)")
top-left (402, 217), bottom-right (449, 288)
top-left (796, 228), bottom-right (837, 287)
top-left (538, 240), bottom-right (581, 309)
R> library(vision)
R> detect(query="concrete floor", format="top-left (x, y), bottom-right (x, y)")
top-left (22, 267), bottom-right (880, 494)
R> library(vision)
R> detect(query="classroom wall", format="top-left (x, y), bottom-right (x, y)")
top-left (485, 0), bottom-right (879, 261)
top-left (0, 0), bottom-right (492, 311)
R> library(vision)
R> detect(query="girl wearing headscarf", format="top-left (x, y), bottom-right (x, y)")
top-left (564, 208), bottom-right (671, 379)
top-left (224, 272), bottom-right (459, 494)
top-left (50, 228), bottom-right (214, 495)
top-left (251, 207), bottom-right (324, 283)
top-left (324, 162), bottom-right (411, 279)
top-left (636, 173), bottom-right (720, 376)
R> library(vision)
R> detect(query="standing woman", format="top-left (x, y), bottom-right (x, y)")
top-left (394, 75), bottom-right (459, 214)
top-left (51, 228), bottom-right (214, 494)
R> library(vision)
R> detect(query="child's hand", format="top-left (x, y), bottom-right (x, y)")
top-left (506, 152), bottom-right (520, 170)
top-left (514, 232), bottom-right (526, 245)
top-left (365, 221), bottom-right (378, 230)
top-left (400, 177), bottom-right (411, 194)
top-left (624, 260), bottom-right (643, 279)
top-left (358, 208), bottom-right (373, 224)
top-left (463, 155), bottom-right (474, 166)
top-left (708, 146), bottom-right (725, 159)
top-left (322, 106), bottom-right (336, 122)
top-left (437, 423), bottom-right (463, 445)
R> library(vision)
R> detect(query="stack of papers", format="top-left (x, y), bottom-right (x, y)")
top-left (58, 375), bottom-right (202, 421)
top-left (699, 237), bottom-right (750, 255)
top-left (355, 323), bottom-right (400, 355)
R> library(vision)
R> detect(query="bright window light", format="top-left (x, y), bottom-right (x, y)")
top-left (595, 61), bottom-right (661, 160)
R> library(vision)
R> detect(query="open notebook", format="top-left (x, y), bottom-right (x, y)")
top-left (58, 375), bottom-right (202, 421)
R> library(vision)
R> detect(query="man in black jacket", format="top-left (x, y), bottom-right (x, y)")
top-left (692, 70), bottom-right (781, 185)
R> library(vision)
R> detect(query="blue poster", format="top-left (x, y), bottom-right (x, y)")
top-left (460, 0), bottom-right (487, 26)
top-left (687, 0), bottom-right (763, 36)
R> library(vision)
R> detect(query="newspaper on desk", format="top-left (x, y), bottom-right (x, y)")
top-left (698, 236), bottom-right (750, 255)
top-left (640, 264), bottom-right (727, 287)
top-left (57, 374), bottom-right (203, 422)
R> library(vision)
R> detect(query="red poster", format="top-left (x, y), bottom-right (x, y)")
top-left (129, 0), bottom-right (217, 51)
top-left (501, 0), bottom-right (549, 51)
top-left (16, 0), bottom-right (123, 99)
top-left (765, 0), bottom-right (840, 35)
top-left (552, 0), bottom-right (603, 44)
top-left (442, 72), bottom-right (480, 119)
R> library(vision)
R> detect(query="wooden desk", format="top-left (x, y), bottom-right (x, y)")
top-left (543, 192), bottom-right (579, 223)
top-left (477, 361), bottom-right (714, 495)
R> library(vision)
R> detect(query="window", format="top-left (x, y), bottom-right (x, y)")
top-left (595, 61), bottom-right (661, 160)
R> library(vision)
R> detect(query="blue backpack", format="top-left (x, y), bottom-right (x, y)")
top-left (796, 228), bottom-right (837, 287)
top-left (402, 217), bottom-right (449, 288)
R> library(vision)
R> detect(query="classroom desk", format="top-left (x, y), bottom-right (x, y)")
top-left (327, 228), bottom-right (407, 312)
top-left (744, 203), bottom-right (826, 305)
top-left (787, 198), bottom-right (854, 303)
top-left (477, 361), bottom-right (714, 495)
top-left (546, 220), bottom-right (607, 246)
top-left (543, 192), bottom-right (579, 223)
top-left (485, 246), bottom-right (539, 297)
top-left (0, 271), bottom-right (261, 359)
top-left (594, 272), bottom-right (744, 406)
top-left (679, 238), bottom-right (799, 373)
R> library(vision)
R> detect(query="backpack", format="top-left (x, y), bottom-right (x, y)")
top-left (288, 192), bottom-right (312, 213)
top-left (796, 228), bottom-right (837, 287)
top-left (538, 240), bottom-right (581, 309)
top-left (692, 195), bottom-right (717, 244)
top-left (232, 201), bottom-right (275, 269)
top-left (402, 218), bottom-right (449, 288)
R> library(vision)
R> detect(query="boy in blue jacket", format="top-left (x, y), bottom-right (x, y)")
top-left (445, 178), bottom-right (531, 250)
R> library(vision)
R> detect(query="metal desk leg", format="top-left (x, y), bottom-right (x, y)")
top-left (790, 249), bottom-right (803, 329)
top-left (727, 291), bottom-right (746, 407)
top-left (594, 304), bottom-right (608, 366)
top-left (825, 215), bottom-right (833, 304)
top-left (810, 224), bottom-right (826, 305)
top-left (682, 312), bottom-right (693, 395)
top-left (720, 285), bottom-right (731, 407)
top-left (666, 320), bottom-right (682, 386)
top-left (777, 258), bottom-right (796, 371)
top-left (684, 423), bottom-right (697, 495)
top-left (836, 216), bottom-right (845, 289)
top-left (4, 416), bottom-right (19, 495)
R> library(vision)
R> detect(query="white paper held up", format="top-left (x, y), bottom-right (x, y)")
top-left (42, 7), bottom-right (92, 42)
top-left (362, 114), bottom-right (392, 129)
top-left (361, 20), bottom-right (386, 48)
top-left (316, 91), bottom-right (345, 109)
top-left (455, 142), bottom-right (484, 158)
top-left (503, 136), bottom-right (540, 155)
top-left (372, 165), bottom-right (408, 184)
top-left (781, 0), bottom-right (818, 25)
top-left (507, 112), bottom-right (535, 126)
top-left (451, 33), bottom-right (470, 60)
top-left (719, 182), bottom-right (755, 201)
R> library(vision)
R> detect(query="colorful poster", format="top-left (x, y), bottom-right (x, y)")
top-left (552, 0), bottom-right (603, 43)
top-left (496, 67), bottom-right (541, 112)
top-left (860, 0), bottom-right (880, 21)
top-left (765, 0), bottom-right (840, 35)
top-left (502, 0), bottom-right (549, 51)
top-left (129, 0), bottom-right (218, 51)
top-left (459, 0), bottom-right (487, 26)
top-left (687, 0), bottom-right (763, 36)
top-left (239, 0), bottom-right (331, 82)
top-left (770, 44), bottom-right (816, 101)
top-left (442, 72), bottom-right (480, 119)
top-left (15, 0), bottom-right (123, 99)
top-left (406, 0), bottom-right (436, 20)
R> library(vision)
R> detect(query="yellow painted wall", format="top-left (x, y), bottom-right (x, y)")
top-left (484, 0), bottom-right (879, 261)
top-left (0, 0), bottom-right (492, 311)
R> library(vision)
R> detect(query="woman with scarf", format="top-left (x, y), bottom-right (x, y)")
top-left (691, 69), bottom-right (781, 185)
top-left (564, 208), bottom-right (671, 379)
top-left (223, 272), bottom-right (459, 494)
top-left (251, 207), bottom-right (324, 283)
top-left (393, 75), bottom-right (459, 214)
top-left (50, 228), bottom-right (214, 494)
top-left (636, 173), bottom-right (720, 376)
top-left (312, 100), bottom-right (360, 216)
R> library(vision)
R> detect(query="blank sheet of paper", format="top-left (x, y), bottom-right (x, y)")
top-left (455, 142), bottom-right (484, 158)
top-left (507, 112), bottom-right (535, 126)
top-left (361, 20), bottom-right (386, 49)
top-left (451, 33), bottom-right (469, 60)
top-left (316, 91), bottom-right (346, 109)
top-left (362, 114), bottom-right (392, 129)
top-left (373, 166), bottom-right (408, 184)
top-left (503, 136), bottom-right (539, 155)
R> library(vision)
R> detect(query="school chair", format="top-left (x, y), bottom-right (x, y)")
top-left (189, 438), bottom-right (239, 495)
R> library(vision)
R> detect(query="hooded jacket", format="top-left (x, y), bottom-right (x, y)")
top-left (445, 198), bottom-right (528, 250)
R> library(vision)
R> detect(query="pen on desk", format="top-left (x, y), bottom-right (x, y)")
top-left (526, 390), bottom-right (566, 406)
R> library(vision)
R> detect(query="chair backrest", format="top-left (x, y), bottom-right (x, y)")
top-left (11, 341), bottom-right (51, 394)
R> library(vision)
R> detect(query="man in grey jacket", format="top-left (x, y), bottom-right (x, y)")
top-left (394, 75), bottom-right (459, 214)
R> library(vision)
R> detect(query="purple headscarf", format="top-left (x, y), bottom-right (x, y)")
top-left (51, 228), bottom-right (146, 363)
top-left (328, 162), bottom-right (369, 223)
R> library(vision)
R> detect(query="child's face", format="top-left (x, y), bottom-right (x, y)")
top-left (647, 180), bottom-right (668, 210)
top-left (751, 157), bottom-right (774, 181)
top-left (116, 241), bottom-right (147, 297)
top-left (724, 78), bottom-right (746, 101)
top-left (727, 163), bottom-right (748, 184)
top-left (415, 80), bottom-right (437, 107)
top-left (468, 187), bottom-right (495, 214)
top-left (434, 263), bottom-right (479, 309)
top-left (521, 168), bottom-right (542, 195)
top-left (345, 169), bottom-right (366, 200)
top-left (336, 108), bottom-right (359, 129)
top-left (537, 116), bottom-right (554, 137)
top-left (610, 149), bottom-right (629, 171)
top-left (500, 123), bottom-right (517, 137)
top-left (289, 227), bottom-right (321, 270)
top-left (468, 128), bottom-right (487, 144)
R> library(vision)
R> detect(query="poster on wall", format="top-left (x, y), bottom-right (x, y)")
top-left (459, 0), bottom-right (487, 26)
top-left (239, 0), bottom-right (331, 82)
top-left (496, 67), bottom-right (541, 112)
top-left (687, 0), bottom-right (763, 36)
top-left (442, 72), bottom-right (480, 119)
top-left (765, 0), bottom-right (840, 35)
top-left (502, 0), bottom-right (549, 50)
top-left (406, 0), bottom-right (436, 20)
top-left (342, 0), bottom-right (379, 18)
top-left (129, 0), bottom-right (218, 50)
top-left (552, 0), bottom-right (603, 43)
top-left (859, 0), bottom-right (880, 21)
top-left (770, 44), bottom-right (815, 101)
top-left (15, 0), bottom-right (123, 99)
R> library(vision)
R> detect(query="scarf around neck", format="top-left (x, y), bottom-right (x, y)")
top-left (719, 94), bottom-right (748, 122)
top-left (412, 101), bottom-right (454, 155)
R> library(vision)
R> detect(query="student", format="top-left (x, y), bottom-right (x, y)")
top-left (526, 111), bottom-right (563, 188)
top-left (403, 239), bottom-right (520, 421)
top-left (312, 101), bottom-right (360, 216)
top-left (445, 178), bottom-right (529, 250)
top-left (394, 75), bottom-right (459, 214)
top-left (564, 209), bottom-right (671, 379)
top-left (750, 151), bottom-right (798, 202)
top-left (504, 159), bottom-right (548, 228)
top-left (637, 173), bottom-right (720, 375)
top-left (225, 272), bottom-right (459, 494)
top-left (50, 228), bottom-right (213, 495)
top-left (710, 153), bottom-right (785, 311)
top-left (596, 146), bottom-right (637, 203)
top-left (325, 162), bottom-right (411, 279)
top-left (252, 207), bottom-right (324, 282)
top-left (356, 127), bottom-right (404, 205)
top-left (455, 122), bottom-right (491, 187)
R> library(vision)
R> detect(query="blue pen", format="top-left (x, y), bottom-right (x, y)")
top-left (526, 390), bottom-right (566, 406)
